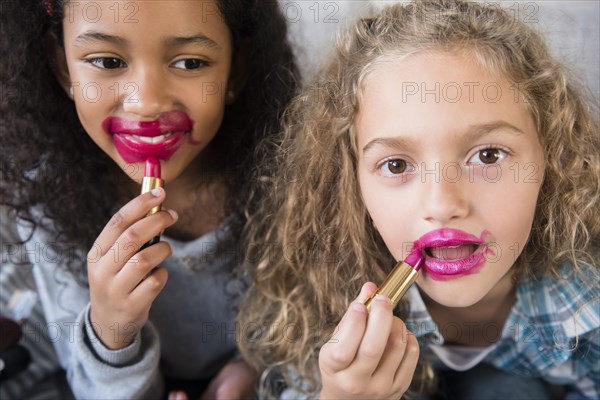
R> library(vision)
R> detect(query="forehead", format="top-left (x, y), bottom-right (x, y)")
top-left (356, 51), bottom-right (535, 141)
top-left (360, 50), bottom-right (508, 107)
top-left (62, 0), bottom-right (231, 47)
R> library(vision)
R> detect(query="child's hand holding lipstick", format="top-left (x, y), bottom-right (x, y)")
top-left (318, 282), bottom-right (419, 399)
top-left (87, 187), bottom-right (178, 350)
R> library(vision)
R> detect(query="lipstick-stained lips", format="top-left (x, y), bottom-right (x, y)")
top-left (103, 110), bottom-right (199, 163)
top-left (413, 228), bottom-right (491, 280)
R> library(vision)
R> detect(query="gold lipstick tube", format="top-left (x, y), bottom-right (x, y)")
top-left (140, 176), bottom-right (164, 249)
top-left (141, 176), bottom-right (164, 216)
top-left (365, 260), bottom-right (419, 310)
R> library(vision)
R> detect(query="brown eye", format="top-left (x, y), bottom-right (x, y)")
top-left (478, 149), bottom-right (502, 164)
top-left (88, 57), bottom-right (125, 69)
top-left (386, 159), bottom-right (407, 174)
top-left (172, 59), bottom-right (208, 70)
top-left (102, 58), bottom-right (123, 69)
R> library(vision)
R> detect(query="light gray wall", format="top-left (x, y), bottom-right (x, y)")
top-left (282, 0), bottom-right (599, 98)
top-left (281, 1), bottom-right (372, 78)
top-left (533, 0), bottom-right (599, 98)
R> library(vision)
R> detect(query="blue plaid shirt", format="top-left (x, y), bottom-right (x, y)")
top-left (407, 265), bottom-right (600, 399)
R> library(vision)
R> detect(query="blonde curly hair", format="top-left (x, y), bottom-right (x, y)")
top-left (238, 0), bottom-right (599, 397)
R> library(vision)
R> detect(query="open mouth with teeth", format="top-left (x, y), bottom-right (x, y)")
top-left (413, 229), bottom-right (491, 281)
top-left (113, 131), bottom-right (193, 163)
top-left (422, 244), bottom-right (488, 280)
top-left (422, 243), bottom-right (489, 280)
top-left (424, 244), bottom-right (481, 261)
top-left (123, 132), bottom-right (179, 144)
top-left (103, 112), bottom-right (199, 163)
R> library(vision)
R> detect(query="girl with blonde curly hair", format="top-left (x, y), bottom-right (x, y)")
top-left (238, 0), bottom-right (599, 398)
top-left (1, 0), bottom-right (298, 398)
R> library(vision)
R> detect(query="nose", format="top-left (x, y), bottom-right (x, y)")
top-left (121, 67), bottom-right (173, 118)
top-left (420, 164), bottom-right (470, 225)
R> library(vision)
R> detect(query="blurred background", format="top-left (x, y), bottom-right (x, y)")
top-left (281, 0), bottom-right (599, 99)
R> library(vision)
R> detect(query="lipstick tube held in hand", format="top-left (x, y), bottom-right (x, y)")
top-left (365, 250), bottom-right (424, 310)
top-left (140, 157), bottom-right (164, 250)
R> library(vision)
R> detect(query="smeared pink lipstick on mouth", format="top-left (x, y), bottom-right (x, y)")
top-left (103, 110), bottom-right (200, 163)
top-left (413, 228), bottom-right (492, 281)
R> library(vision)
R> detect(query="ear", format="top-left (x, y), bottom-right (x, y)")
top-left (225, 41), bottom-right (251, 105)
top-left (43, 30), bottom-right (73, 99)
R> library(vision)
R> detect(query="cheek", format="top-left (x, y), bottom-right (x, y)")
top-left (192, 105), bottom-right (225, 143)
top-left (481, 178), bottom-right (541, 254)
top-left (69, 71), bottom-right (118, 127)
top-left (73, 101), bottom-right (103, 137)
top-left (358, 169), bottom-right (384, 223)
top-left (72, 98), bottom-right (115, 150)
top-left (184, 85), bottom-right (226, 130)
top-left (508, 193), bottom-right (538, 248)
top-left (359, 173), bottom-right (412, 259)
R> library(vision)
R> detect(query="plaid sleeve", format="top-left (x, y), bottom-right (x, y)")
top-left (568, 329), bottom-right (600, 400)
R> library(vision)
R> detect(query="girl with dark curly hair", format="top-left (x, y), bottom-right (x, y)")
top-left (238, 1), bottom-right (599, 398)
top-left (0, 0), bottom-right (298, 398)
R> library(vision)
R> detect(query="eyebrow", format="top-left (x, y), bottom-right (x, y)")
top-left (164, 34), bottom-right (220, 49)
top-left (75, 31), bottom-right (127, 46)
top-left (362, 136), bottom-right (417, 155)
top-left (362, 121), bottom-right (525, 154)
top-left (74, 31), bottom-right (220, 49)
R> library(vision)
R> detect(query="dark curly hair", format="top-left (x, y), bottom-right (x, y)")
top-left (0, 0), bottom-right (299, 278)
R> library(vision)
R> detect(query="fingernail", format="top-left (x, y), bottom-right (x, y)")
top-left (151, 187), bottom-right (164, 197)
top-left (167, 209), bottom-right (178, 221)
top-left (169, 392), bottom-right (185, 400)
top-left (360, 282), bottom-right (376, 297)
top-left (375, 294), bottom-right (391, 303)
top-left (351, 302), bottom-right (367, 313)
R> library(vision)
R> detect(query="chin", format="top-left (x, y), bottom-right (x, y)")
top-left (418, 281), bottom-right (488, 308)
top-left (439, 296), bottom-right (483, 309)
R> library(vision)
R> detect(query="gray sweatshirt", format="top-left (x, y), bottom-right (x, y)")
top-left (0, 207), bottom-right (243, 399)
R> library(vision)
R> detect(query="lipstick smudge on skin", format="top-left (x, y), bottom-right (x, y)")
top-left (102, 111), bottom-right (200, 163)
